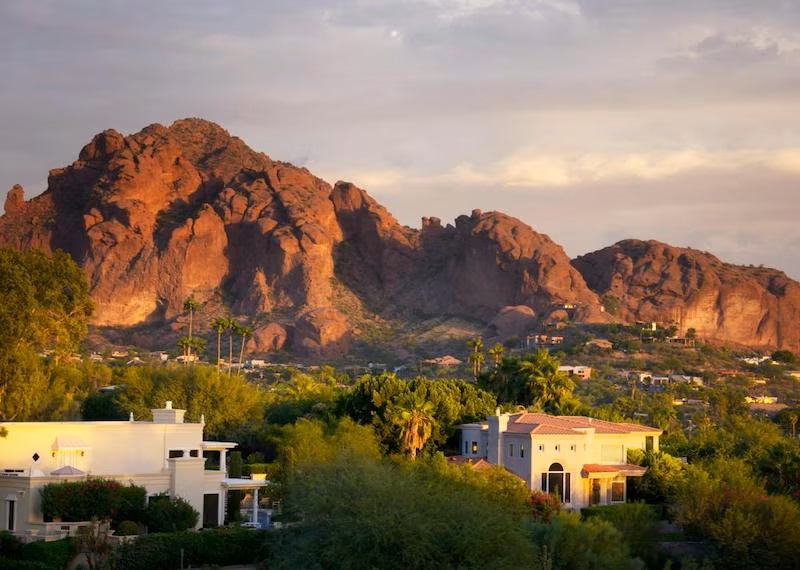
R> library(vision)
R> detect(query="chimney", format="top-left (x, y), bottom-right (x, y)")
top-left (152, 401), bottom-right (185, 424)
top-left (487, 411), bottom-right (510, 466)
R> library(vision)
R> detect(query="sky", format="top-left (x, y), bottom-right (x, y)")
top-left (1, 0), bottom-right (799, 279)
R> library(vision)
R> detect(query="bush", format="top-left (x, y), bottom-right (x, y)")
top-left (114, 528), bottom-right (270, 569)
top-left (145, 495), bottom-right (199, 533)
top-left (16, 539), bottom-right (72, 570)
top-left (0, 530), bottom-right (23, 558)
top-left (117, 520), bottom-right (140, 536)
top-left (581, 503), bottom-right (660, 564)
top-left (40, 480), bottom-right (146, 524)
top-left (528, 490), bottom-right (562, 522)
top-left (529, 512), bottom-right (642, 570)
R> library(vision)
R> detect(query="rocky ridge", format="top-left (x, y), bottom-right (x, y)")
top-left (2, 119), bottom-right (799, 356)
top-left (572, 240), bottom-right (800, 350)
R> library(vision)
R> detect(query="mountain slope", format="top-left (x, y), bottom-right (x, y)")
top-left (573, 239), bottom-right (800, 349)
top-left (1, 119), bottom-right (609, 357)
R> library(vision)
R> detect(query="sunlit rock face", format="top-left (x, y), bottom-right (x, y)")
top-left (573, 239), bottom-right (800, 349)
top-left (2, 119), bottom-right (797, 355)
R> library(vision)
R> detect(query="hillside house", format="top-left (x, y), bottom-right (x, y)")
top-left (0, 402), bottom-right (262, 540)
top-left (558, 365), bottom-right (592, 380)
top-left (458, 412), bottom-right (661, 509)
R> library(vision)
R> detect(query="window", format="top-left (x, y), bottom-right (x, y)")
top-left (508, 443), bottom-right (514, 457)
top-left (570, 444), bottom-right (575, 452)
top-left (601, 444), bottom-right (624, 463)
top-left (645, 436), bottom-right (654, 452)
top-left (611, 481), bottom-right (625, 503)
top-left (471, 441), bottom-right (478, 454)
top-left (541, 463), bottom-right (571, 503)
top-left (520, 444), bottom-right (525, 458)
top-left (555, 444), bottom-right (560, 452)
top-left (189, 450), bottom-right (199, 458)
top-left (203, 450), bottom-right (222, 471)
top-left (168, 449), bottom-right (184, 458)
top-left (5, 499), bottom-right (15, 531)
top-left (538, 444), bottom-right (544, 452)
top-left (464, 441), bottom-right (469, 454)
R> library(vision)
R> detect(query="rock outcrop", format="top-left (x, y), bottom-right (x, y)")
top-left (2, 119), bottom-right (797, 356)
top-left (573, 240), bottom-right (800, 349)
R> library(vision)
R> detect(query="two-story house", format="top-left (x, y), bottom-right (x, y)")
top-left (0, 402), bottom-right (261, 539)
top-left (458, 411), bottom-right (661, 509)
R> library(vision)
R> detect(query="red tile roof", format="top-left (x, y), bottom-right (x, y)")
top-left (446, 456), bottom-right (492, 470)
top-left (505, 413), bottom-right (661, 436)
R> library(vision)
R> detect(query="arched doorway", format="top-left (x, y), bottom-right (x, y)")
top-left (541, 462), bottom-right (571, 503)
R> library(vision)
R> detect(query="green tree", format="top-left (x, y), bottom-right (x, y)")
top-left (211, 317), bottom-right (228, 375)
top-left (270, 419), bottom-right (536, 569)
top-left (487, 343), bottom-right (505, 368)
top-left (391, 395), bottom-right (435, 460)
top-left (468, 337), bottom-right (485, 378)
top-left (517, 349), bottom-right (575, 412)
top-left (772, 349), bottom-right (797, 364)
top-left (145, 494), bottom-right (199, 533)
top-left (236, 324), bottom-right (252, 375)
top-left (0, 248), bottom-right (92, 420)
top-left (181, 296), bottom-right (201, 360)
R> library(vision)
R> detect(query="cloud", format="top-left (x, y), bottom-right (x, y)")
top-left (334, 148), bottom-right (800, 191)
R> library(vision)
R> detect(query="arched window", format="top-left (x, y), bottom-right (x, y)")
top-left (541, 462), bottom-right (571, 503)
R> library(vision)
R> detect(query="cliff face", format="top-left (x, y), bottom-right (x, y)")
top-left (573, 239), bottom-right (800, 349)
top-left (2, 119), bottom-right (797, 356)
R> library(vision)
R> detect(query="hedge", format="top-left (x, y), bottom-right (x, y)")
top-left (0, 537), bottom-right (72, 570)
top-left (114, 528), bottom-right (270, 569)
top-left (40, 479), bottom-right (146, 524)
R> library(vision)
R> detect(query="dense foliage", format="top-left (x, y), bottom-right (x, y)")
top-left (81, 364), bottom-right (267, 441)
top-left (144, 494), bottom-right (199, 533)
top-left (0, 248), bottom-right (93, 420)
top-left (114, 527), bottom-right (269, 570)
top-left (40, 480), bottom-right (146, 526)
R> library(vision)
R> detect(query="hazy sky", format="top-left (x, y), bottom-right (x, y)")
top-left (2, 0), bottom-right (799, 278)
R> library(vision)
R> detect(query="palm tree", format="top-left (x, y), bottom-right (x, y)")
top-left (182, 296), bottom-right (201, 360)
top-left (392, 396), bottom-right (435, 460)
top-left (517, 349), bottom-right (574, 413)
top-left (237, 324), bottom-right (252, 376)
top-left (211, 317), bottom-right (228, 375)
top-left (467, 337), bottom-right (485, 379)
top-left (488, 343), bottom-right (505, 368)
top-left (226, 317), bottom-right (238, 375)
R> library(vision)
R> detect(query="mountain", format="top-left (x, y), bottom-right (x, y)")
top-left (573, 239), bottom-right (800, 350)
top-left (0, 118), bottom-right (608, 358)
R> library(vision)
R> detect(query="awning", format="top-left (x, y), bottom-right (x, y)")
top-left (581, 464), bottom-right (647, 478)
top-left (51, 436), bottom-right (91, 452)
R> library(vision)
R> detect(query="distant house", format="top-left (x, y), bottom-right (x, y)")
top-left (421, 355), bottom-right (463, 367)
top-left (558, 365), bottom-right (592, 380)
top-left (457, 412), bottom-right (661, 509)
top-left (0, 402), bottom-right (262, 539)
top-left (586, 339), bottom-right (613, 351)
top-left (745, 395), bottom-right (778, 404)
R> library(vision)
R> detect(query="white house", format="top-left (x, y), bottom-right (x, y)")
top-left (458, 411), bottom-right (661, 509)
top-left (0, 402), bottom-right (263, 539)
top-left (558, 365), bottom-right (592, 380)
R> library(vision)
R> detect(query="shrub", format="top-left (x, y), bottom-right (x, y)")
top-left (40, 480), bottom-right (146, 524)
top-left (0, 530), bottom-right (23, 558)
top-left (528, 490), bottom-right (562, 522)
top-left (581, 503), bottom-right (659, 563)
top-left (145, 494), bottom-right (199, 533)
top-left (17, 539), bottom-right (72, 570)
top-left (117, 520), bottom-right (140, 536)
top-left (114, 528), bottom-right (270, 569)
